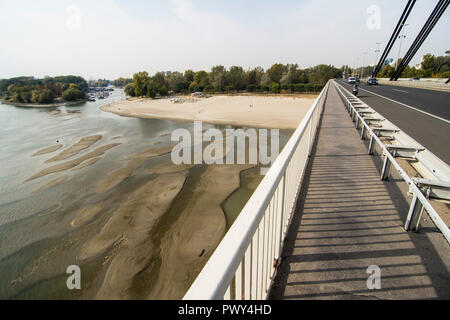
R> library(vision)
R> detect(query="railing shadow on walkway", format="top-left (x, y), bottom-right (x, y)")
top-left (269, 84), bottom-right (450, 300)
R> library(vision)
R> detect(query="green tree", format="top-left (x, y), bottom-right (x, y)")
top-left (432, 55), bottom-right (450, 75)
top-left (132, 71), bottom-right (149, 97)
top-left (224, 85), bottom-right (235, 93)
top-left (260, 73), bottom-right (271, 90)
top-left (190, 71), bottom-right (210, 92)
top-left (406, 67), bottom-right (418, 78)
top-left (12, 92), bottom-right (22, 103)
top-left (227, 66), bottom-right (245, 90)
top-left (113, 77), bottom-right (132, 88)
top-left (270, 82), bottom-right (280, 93)
top-left (146, 79), bottom-right (158, 98)
top-left (159, 85), bottom-right (169, 96)
top-left (437, 71), bottom-right (450, 78)
top-left (53, 76), bottom-right (88, 92)
top-left (379, 65), bottom-right (395, 78)
top-left (416, 68), bottom-right (428, 78)
top-left (280, 64), bottom-right (301, 85)
top-left (166, 72), bottom-right (185, 93)
top-left (309, 64), bottom-right (341, 85)
top-left (31, 90), bottom-right (41, 103)
top-left (39, 89), bottom-right (55, 104)
top-left (246, 84), bottom-right (258, 92)
top-left (124, 83), bottom-right (135, 97)
top-left (210, 65), bottom-right (227, 92)
top-left (184, 70), bottom-right (195, 90)
top-left (401, 65), bottom-right (411, 78)
top-left (268, 64), bottom-right (288, 84)
top-left (0, 75), bottom-right (88, 104)
top-left (62, 88), bottom-right (84, 101)
top-left (21, 91), bottom-right (31, 103)
top-left (245, 67), bottom-right (264, 89)
top-left (420, 54), bottom-right (435, 77)
top-left (152, 72), bottom-right (168, 92)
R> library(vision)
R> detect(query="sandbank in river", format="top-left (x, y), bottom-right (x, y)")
top-left (101, 94), bottom-right (317, 129)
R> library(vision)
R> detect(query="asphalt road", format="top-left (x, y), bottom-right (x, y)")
top-left (336, 79), bottom-right (450, 164)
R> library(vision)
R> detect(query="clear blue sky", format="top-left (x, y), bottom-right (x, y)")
top-left (0, 0), bottom-right (448, 80)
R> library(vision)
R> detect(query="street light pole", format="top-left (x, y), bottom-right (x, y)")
top-left (354, 58), bottom-right (359, 77)
top-left (361, 52), bottom-right (368, 79)
top-left (375, 42), bottom-right (383, 63)
top-left (395, 24), bottom-right (409, 72)
top-left (373, 42), bottom-right (383, 76)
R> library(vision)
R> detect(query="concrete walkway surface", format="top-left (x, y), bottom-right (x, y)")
top-left (269, 83), bottom-right (450, 300)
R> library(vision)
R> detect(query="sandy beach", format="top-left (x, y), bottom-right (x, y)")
top-left (101, 95), bottom-right (317, 129)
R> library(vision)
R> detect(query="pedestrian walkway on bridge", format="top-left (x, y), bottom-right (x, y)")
top-left (269, 83), bottom-right (450, 300)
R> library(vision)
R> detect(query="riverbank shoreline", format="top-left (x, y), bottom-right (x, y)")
top-left (101, 94), bottom-right (317, 129)
top-left (0, 99), bottom-right (89, 108)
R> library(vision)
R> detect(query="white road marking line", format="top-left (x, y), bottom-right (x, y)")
top-left (358, 86), bottom-right (450, 124)
top-left (392, 89), bottom-right (409, 93)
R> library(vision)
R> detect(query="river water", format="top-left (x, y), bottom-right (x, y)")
top-left (0, 91), bottom-right (292, 299)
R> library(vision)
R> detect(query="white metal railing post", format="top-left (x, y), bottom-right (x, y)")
top-left (244, 246), bottom-right (251, 299)
top-left (183, 81), bottom-right (331, 300)
top-left (368, 135), bottom-right (376, 155)
top-left (276, 174), bottom-right (287, 264)
top-left (235, 262), bottom-right (243, 300)
top-left (381, 154), bottom-right (392, 181)
top-left (251, 232), bottom-right (258, 299)
top-left (308, 111), bottom-right (314, 154)
top-left (405, 194), bottom-right (424, 232)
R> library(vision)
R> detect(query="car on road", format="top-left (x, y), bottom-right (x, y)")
top-left (348, 77), bottom-right (357, 84)
top-left (367, 78), bottom-right (378, 85)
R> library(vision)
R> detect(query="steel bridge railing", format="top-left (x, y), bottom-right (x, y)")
top-left (334, 81), bottom-right (450, 244)
top-left (183, 81), bottom-right (331, 300)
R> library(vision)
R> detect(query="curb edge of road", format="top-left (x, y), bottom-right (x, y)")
top-left (359, 87), bottom-right (450, 124)
top-left (339, 80), bottom-right (450, 124)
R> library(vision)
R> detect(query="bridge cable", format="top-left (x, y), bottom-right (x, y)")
top-left (391, 0), bottom-right (449, 80)
top-left (372, 0), bottom-right (416, 78)
top-left (392, 0), bottom-right (448, 80)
